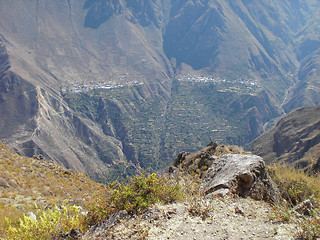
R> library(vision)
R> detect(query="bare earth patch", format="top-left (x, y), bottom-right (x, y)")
top-left (83, 196), bottom-right (299, 240)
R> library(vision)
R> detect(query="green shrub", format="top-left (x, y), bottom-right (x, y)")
top-left (84, 189), bottom-right (112, 228)
top-left (85, 173), bottom-right (183, 227)
top-left (4, 173), bottom-right (183, 238)
top-left (110, 173), bottom-right (183, 214)
top-left (6, 205), bottom-right (83, 240)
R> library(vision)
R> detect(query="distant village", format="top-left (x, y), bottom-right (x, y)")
top-left (62, 74), bottom-right (259, 93)
top-left (61, 80), bottom-right (144, 93)
top-left (177, 74), bottom-right (259, 86)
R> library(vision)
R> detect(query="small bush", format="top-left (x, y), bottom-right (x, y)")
top-left (187, 197), bottom-right (212, 220)
top-left (6, 205), bottom-right (83, 240)
top-left (110, 173), bottom-right (183, 215)
top-left (268, 164), bottom-right (320, 239)
top-left (83, 189), bottom-right (112, 228)
top-left (85, 173), bottom-right (183, 227)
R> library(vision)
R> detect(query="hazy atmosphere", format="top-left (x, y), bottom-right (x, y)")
top-left (0, 1), bottom-right (320, 239)
top-left (0, 0), bottom-right (319, 181)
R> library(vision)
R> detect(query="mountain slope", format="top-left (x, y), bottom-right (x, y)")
top-left (250, 105), bottom-right (320, 172)
top-left (0, 141), bottom-right (106, 209)
top-left (0, 0), bottom-right (175, 180)
top-left (0, 41), bottom-right (126, 182)
top-left (0, 0), bottom-right (319, 180)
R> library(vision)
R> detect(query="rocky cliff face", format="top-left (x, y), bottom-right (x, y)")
top-left (0, 44), bottom-right (38, 141)
top-left (0, 0), bottom-right (319, 180)
top-left (0, 43), bottom-right (128, 182)
top-left (250, 105), bottom-right (320, 173)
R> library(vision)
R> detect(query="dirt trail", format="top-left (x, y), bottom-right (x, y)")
top-left (83, 196), bottom-right (299, 240)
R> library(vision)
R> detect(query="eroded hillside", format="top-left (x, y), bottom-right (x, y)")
top-left (251, 105), bottom-right (320, 172)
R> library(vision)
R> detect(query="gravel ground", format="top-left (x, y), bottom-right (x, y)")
top-left (83, 196), bottom-right (299, 239)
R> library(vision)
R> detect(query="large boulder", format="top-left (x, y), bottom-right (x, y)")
top-left (202, 154), bottom-right (280, 204)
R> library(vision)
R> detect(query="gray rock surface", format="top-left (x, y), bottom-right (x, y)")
top-left (202, 154), bottom-right (280, 204)
top-left (293, 199), bottom-right (314, 216)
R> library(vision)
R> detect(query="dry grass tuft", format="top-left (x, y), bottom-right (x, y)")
top-left (268, 164), bottom-right (320, 239)
top-left (268, 164), bottom-right (320, 207)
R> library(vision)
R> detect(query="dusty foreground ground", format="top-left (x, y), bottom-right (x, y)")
top-left (83, 196), bottom-right (299, 240)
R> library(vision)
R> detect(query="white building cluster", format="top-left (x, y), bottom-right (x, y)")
top-left (61, 81), bottom-right (144, 93)
top-left (177, 74), bottom-right (258, 86)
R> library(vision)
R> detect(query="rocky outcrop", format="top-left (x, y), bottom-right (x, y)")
top-left (202, 154), bottom-right (280, 204)
top-left (292, 199), bottom-right (314, 216)
top-left (84, 0), bottom-right (122, 29)
top-left (0, 44), bottom-right (38, 140)
top-left (171, 145), bottom-right (280, 204)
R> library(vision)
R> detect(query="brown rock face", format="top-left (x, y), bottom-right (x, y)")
top-left (202, 154), bottom-right (280, 204)
top-left (250, 105), bottom-right (320, 172)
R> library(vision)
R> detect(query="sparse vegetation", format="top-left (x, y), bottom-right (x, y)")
top-left (2, 140), bottom-right (320, 239)
top-left (187, 195), bottom-right (212, 220)
top-left (0, 142), bottom-right (106, 239)
top-left (268, 164), bottom-right (320, 239)
top-left (297, 217), bottom-right (320, 240)
top-left (269, 201), bottom-right (292, 222)
top-left (110, 173), bottom-right (183, 214)
top-left (268, 164), bottom-right (320, 206)
top-left (82, 189), bottom-right (112, 228)
top-left (86, 173), bottom-right (183, 226)
top-left (0, 140), bottom-right (186, 239)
